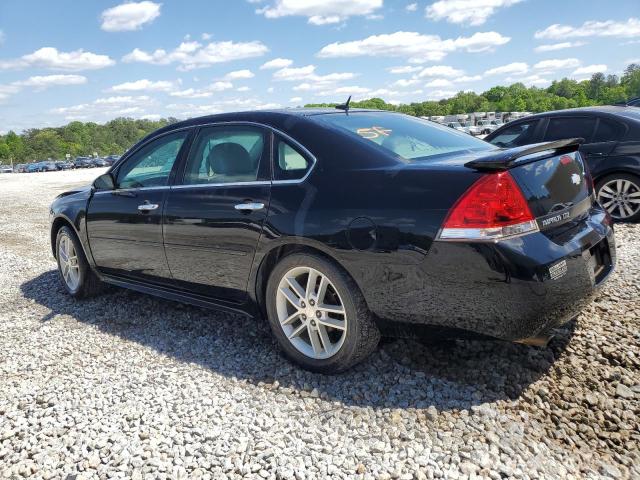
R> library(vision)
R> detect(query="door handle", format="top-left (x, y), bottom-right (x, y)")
top-left (234, 202), bottom-right (265, 212)
top-left (138, 202), bottom-right (159, 212)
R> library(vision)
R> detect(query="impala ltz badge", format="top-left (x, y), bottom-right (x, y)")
top-left (549, 260), bottom-right (568, 280)
top-left (571, 173), bottom-right (581, 185)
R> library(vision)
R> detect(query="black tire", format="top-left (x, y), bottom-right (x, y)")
top-left (55, 226), bottom-right (104, 298)
top-left (265, 252), bottom-right (380, 374)
top-left (595, 173), bottom-right (640, 223)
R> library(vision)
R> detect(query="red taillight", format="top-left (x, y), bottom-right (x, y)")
top-left (439, 172), bottom-right (539, 241)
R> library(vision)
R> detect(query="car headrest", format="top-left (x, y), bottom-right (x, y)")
top-left (207, 143), bottom-right (253, 175)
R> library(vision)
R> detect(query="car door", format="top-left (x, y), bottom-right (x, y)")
top-left (86, 129), bottom-right (191, 283)
top-left (163, 124), bottom-right (271, 302)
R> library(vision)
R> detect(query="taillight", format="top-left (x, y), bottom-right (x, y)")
top-left (438, 171), bottom-right (539, 241)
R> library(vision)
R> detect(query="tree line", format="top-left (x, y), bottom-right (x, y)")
top-left (1, 65), bottom-right (639, 164)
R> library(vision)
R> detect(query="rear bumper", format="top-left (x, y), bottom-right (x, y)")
top-left (373, 206), bottom-right (615, 341)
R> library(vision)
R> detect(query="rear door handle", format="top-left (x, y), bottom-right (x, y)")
top-left (234, 202), bottom-right (265, 211)
top-left (138, 202), bottom-right (159, 212)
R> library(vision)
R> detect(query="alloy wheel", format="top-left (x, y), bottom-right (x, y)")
top-left (58, 234), bottom-right (80, 290)
top-left (597, 178), bottom-right (640, 220)
top-left (275, 266), bottom-right (347, 360)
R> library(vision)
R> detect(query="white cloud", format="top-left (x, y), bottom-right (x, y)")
top-left (255, 0), bottom-right (383, 25)
top-left (425, 78), bottom-right (453, 88)
top-left (534, 42), bottom-right (585, 52)
top-left (406, 3), bottom-right (418, 12)
top-left (13, 74), bottom-right (87, 89)
top-left (388, 65), bottom-right (422, 74)
top-left (224, 69), bottom-right (255, 80)
top-left (110, 79), bottom-right (175, 92)
top-left (393, 78), bottom-right (420, 88)
top-left (273, 65), bottom-right (317, 81)
top-left (572, 64), bottom-right (607, 76)
top-left (169, 81), bottom-right (234, 98)
top-left (506, 74), bottom-right (550, 87)
top-left (237, 86), bottom-right (251, 92)
top-left (260, 58), bottom-right (293, 69)
top-left (424, 89), bottom-right (457, 100)
top-left (290, 96), bottom-right (303, 103)
top-left (123, 39), bottom-right (268, 70)
top-left (417, 65), bottom-right (464, 77)
top-left (535, 18), bottom-right (640, 40)
top-left (101, 1), bottom-right (161, 32)
top-left (455, 75), bottom-right (482, 83)
top-left (317, 31), bottom-right (510, 63)
top-left (51, 95), bottom-right (156, 121)
top-left (484, 62), bottom-right (528, 76)
top-left (0, 30), bottom-right (4, 45)
top-left (141, 114), bottom-right (162, 120)
top-left (0, 47), bottom-right (115, 71)
top-left (0, 84), bottom-right (21, 102)
top-left (426, 0), bottom-right (522, 26)
top-left (201, 33), bottom-right (212, 40)
top-left (533, 58), bottom-right (581, 72)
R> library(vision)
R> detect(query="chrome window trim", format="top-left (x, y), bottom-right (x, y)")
top-left (171, 181), bottom-right (271, 190)
top-left (174, 120), bottom-right (317, 188)
top-left (93, 185), bottom-right (171, 195)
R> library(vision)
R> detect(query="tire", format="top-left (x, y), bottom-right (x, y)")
top-left (55, 226), bottom-right (104, 298)
top-left (595, 173), bottom-right (640, 222)
top-left (265, 252), bottom-right (380, 374)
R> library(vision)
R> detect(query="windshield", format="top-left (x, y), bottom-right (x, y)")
top-left (315, 112), bottom-right (491, 161)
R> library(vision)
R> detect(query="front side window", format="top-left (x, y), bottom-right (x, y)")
top-left (117, 131), bottom-right (188, 189)
top-left (274, 139), bottom-right (311, 181)
top-left (489, 120), bottom-right (540, 148)
top-left (543, 117), bottom-right (596, 142)
top-left (314, 112), bottom-right (491, 162)
top-left (183, 126), bottom-right (265, 185)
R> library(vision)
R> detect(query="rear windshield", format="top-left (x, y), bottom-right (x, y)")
top-left (314, 112), bottom-right (492, 161)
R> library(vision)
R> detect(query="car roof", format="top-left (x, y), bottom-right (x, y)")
top-left (514, 105), bottom-right (640, 122)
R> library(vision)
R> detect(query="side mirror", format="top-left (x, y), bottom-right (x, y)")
top-left (94, 172), bottom-right (115, 191)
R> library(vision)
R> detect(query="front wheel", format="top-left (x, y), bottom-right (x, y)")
top-left (265, 253), bottom-right (380, 374)
top-left (56, 226), bottom-right (104, 298)
top-left (596, 173), bottom-right (640, 222)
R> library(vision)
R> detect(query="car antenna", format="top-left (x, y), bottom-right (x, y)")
top-left (335, 95), bottom-right (352, 114)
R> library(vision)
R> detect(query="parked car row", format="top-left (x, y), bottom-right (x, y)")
top-left (5, 155), bottom-right (120, 173)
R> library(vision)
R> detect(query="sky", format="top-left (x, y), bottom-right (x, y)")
top-left (0, 0), bottom-right (639, 132)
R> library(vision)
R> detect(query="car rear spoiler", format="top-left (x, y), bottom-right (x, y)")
top-left (465, 138), bottom-right (584, 171)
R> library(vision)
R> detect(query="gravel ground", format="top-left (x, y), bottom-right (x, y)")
top-left (0, 169), bottom-right (638, 480)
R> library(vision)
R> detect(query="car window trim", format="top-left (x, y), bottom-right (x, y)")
top-left (172, 121), bottom-right (317, 188)
top-left (272, 132), bottom-right (316, 183)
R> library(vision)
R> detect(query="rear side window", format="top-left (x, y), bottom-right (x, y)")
top-left (183, 126), bottom-right (265, 185)
top-left (543, 117), bottom-right (596, 142)
top-left (489, 120), bottom-right (539, 148)
top-left (314, 112), bottom-right (491, 161)
top-left (592, 118), bottom-right (625, 142)
top-left (274, 139), bottom-right (311, 181)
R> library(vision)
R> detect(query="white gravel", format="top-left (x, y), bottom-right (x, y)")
top-left (0, 169), bottom-right (638, 479)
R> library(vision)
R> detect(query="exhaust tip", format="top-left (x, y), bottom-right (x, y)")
top-left (515, 333), bottom-right (554, 347)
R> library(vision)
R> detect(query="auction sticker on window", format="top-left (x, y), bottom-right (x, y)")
top-left (548, 260), bottom-right (567, 280)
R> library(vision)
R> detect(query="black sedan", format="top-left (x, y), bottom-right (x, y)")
top-left (49, 109), bottom-right (615, 373)
top-left (485, 106), bottom-right (640, 222)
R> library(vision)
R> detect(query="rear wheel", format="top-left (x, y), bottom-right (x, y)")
top-left (265, 253), bottom-right (380, 373)
top-left (56, 226), bottom-right (104, 298)
top-left (596, 173), bottom-right (640, 222)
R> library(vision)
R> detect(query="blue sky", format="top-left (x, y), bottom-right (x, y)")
top-left (1, 0), bottom-right (639, 132)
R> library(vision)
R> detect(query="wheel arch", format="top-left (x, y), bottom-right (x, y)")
top-left (252, 240), bottom-right (366, 318)
top-left (593, 168), bottom-right (640, 185)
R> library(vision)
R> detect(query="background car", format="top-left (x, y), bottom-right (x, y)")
top-left (73, 157), bottom-right (93, 168)
top-left (485, 106), bottom-right (640, 222)
top-left (446, 121), bottom-right (466, 133)
top-left (0, 165), bottom-right (13, 173)
top-left (41, 161), bottom-right (58, 172)
top-left (14, 164), bottom-right (26, 173)
top-left (55, 161), bottom-right (74, 170)
top-left (104, 155), bottom-right (120, 166)
top-left (26, 162), bottom-right (43, 173)
top-left (476, 120), bottom-right (499, 135)
top-left (50, 108), bottom-right (615, 373)
top-left (91, 157), bottom-right (108, 167)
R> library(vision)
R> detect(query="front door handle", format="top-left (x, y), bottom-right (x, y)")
top-left (234, 202), bottom-right (265, 212)
top-left (138, 202), bottom-right (159, 212)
